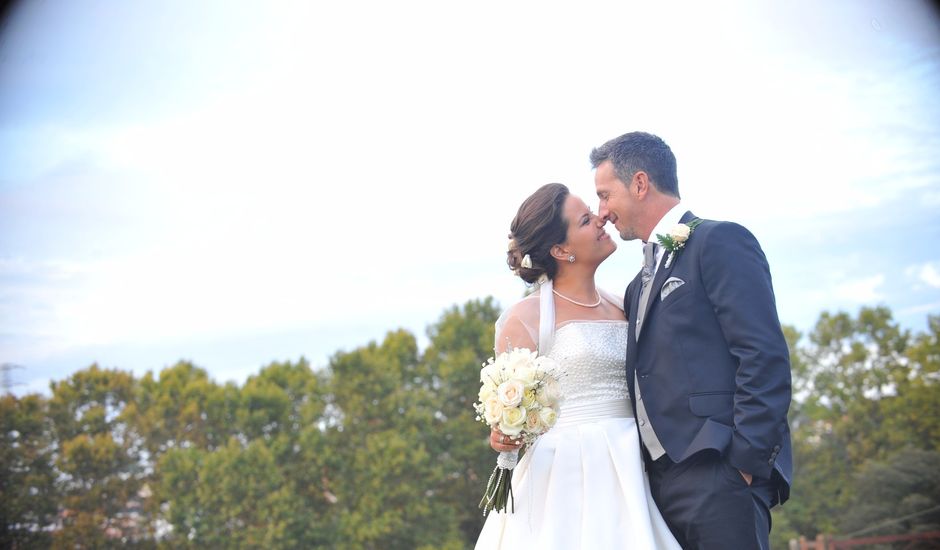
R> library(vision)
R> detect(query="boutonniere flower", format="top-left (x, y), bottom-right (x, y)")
top-left (657, 218), bottom-right (703, 268)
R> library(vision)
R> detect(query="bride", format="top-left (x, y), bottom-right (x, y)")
top-left (475, 183), bottom-right (679, 549)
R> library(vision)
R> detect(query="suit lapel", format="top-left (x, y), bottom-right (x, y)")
top-left (624, 272), bottom-right (641, 402)
top-left (637, 211), bottom-right (696, 343)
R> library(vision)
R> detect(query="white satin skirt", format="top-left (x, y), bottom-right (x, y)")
top-left (474, 399), bottom-right (680, 549)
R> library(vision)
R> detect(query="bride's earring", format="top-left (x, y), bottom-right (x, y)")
top-left (568, 255), bottom-right (575, 263)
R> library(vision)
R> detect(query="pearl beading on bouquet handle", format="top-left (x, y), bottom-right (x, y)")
top-left (497, 449), bottom-right (519, 469)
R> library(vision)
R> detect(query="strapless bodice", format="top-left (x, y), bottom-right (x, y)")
top-left (547, 321), bottom-right (630, 416)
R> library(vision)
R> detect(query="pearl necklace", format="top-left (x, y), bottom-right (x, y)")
top-left (552, 288), bottom-right (602, 308)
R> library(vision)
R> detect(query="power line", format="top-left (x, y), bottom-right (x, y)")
top-left (841, 504), bottom-right (940, 539)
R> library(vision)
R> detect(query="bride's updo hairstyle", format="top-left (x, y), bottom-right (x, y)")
top-left (506, 183), bottom-right (570, 284)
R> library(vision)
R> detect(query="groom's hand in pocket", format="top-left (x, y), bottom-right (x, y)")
top-left (490, 428), bottom-right (523, 453)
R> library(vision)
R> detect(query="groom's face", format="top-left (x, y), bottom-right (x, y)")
top-left (595, 160), bottom-right (639, 241)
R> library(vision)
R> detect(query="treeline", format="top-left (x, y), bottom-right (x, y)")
top-left (1, 301), bottom-right (938, 549)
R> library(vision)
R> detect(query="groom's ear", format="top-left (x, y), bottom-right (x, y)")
top-left (633, 171), bottom-right (651, 199)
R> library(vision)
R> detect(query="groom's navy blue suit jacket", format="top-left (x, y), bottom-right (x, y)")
top-left (625, 211), bottom-right (792, 504)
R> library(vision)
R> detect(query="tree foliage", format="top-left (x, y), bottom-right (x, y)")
top-left (1, 302), bottom-right (937, 548)
top-left (772, 308), bottom-right (940, 548)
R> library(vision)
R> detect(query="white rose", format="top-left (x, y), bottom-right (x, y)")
top-left (500, 406), bottom-right (527, 436)
top-left (514, 366), bottom-right (538, 389)
top-left (480, 362), bottom-right (499, 385)
top-left (506, 348), bottom-right (536, 372)
top-left (537, 378), bottom-right (562, 406)
top-left (535, 357), bottom-right (558, 381)
top-left (670, 224), bottom-right (691, 243)
top-left (535, 356), bottom-right (559, 377)
top-left (497, 380), bottom-right (525, 408)
top-left (538, 406), bottom-right (558, 429)
top-left (484, 396), bottom-right (503, 425)
top-left (478, 380), bottom-right (496, 402)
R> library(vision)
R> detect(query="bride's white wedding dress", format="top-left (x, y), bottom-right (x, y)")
top-left (475, 282), bottom-right (680, 549)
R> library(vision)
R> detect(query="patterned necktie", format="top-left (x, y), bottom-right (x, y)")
top-left (641, 241), bottom-right (656, 286)
top-left (635, 242), bottom-right (657, 340)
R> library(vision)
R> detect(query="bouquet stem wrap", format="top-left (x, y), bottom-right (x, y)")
top-left (480, 450), bottom-right (519, 515)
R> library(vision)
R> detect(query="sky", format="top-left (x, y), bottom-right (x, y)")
top-left (1, 0), bottom-right (938, 395)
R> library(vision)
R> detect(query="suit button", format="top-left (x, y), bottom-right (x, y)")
top-left (639, 419), bottom-right (646, 426)
top-left (773, 445), bottom-right (781, 452)
top-left (768, 458), bottom-right (775, 465)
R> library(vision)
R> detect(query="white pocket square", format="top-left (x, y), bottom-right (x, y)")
top-left (660, 277), bottom-right (685, 301)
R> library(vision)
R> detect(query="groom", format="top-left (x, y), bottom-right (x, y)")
top-left (592, 132), bottom-right (792, 549)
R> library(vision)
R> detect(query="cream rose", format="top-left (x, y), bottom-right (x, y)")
top-left (538, 406), bottom-right (557, 429)
top-left (525, 409), bottom-right (543, 433)
top-left (670, 223), bottom-right (691, 243)
top-left (500, 406), bottom-right (527, 436)
top-left (521, 388), bottom-right (537, 409)
top-left (497, 380), bottom-right (525, 408)
top-left (484, 396), bottom-right (503, 425)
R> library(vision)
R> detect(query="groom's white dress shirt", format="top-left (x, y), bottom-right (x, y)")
top-left (635, 203), bottom-right (686, 461)
top-left (646, 203), bottom-right (685, 279)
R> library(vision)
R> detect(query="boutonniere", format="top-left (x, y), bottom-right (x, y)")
top-left (657, 218), bottom-right (703, 268)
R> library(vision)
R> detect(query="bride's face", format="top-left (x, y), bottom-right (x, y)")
top-left (559, 195), bottom-right (616, 265)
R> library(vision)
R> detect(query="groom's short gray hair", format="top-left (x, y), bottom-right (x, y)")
top-left (590, 132), bottom-right (680, 198)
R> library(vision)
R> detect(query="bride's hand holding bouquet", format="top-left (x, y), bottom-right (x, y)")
top-left (473, 347), bottom-right (562, 515)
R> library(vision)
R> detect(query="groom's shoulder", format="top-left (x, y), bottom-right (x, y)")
top-left (692, 217), bottom-right (761, 246)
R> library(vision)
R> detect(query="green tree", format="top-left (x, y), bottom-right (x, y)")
top-left (48, 364), bottom-right (146, 548)
top-left (837, 448), bottom-right (940, 539)
top-left (239, 359), bottom-right (332, 547)
top-left (238, 358), bottom-right (325, 442)
top-left (158, 437), bottom-right (307, 549)
top-left (797, 307), bottom-right (910, 462)
top-left (325, 329), bottom-right (463, 549)
top-left (774, 307), bottom-right (939, 545)
top-left (131, 361), bottom-right (239, 456)
top-left (1, 393), bottom-right (57, 549)
top-left (881, 315), bottom-right (940, 451)
top-left (420, 298), bottom-right (501, 544)
top-left (130, 361), bottom-right (242, 543)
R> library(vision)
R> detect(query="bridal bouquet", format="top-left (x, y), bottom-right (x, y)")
top-left (473, 347), bottom-right (561, 515)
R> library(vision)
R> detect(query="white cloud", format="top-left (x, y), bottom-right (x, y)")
top-left (898, 301), bottom-right (940, 317)
top-left (833, 274), bottom-right (886, 304)
top-left (909, 262), bottom-right (940, 289)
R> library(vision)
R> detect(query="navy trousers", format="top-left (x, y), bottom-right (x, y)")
top-left (647, 450), bottom-right (774, 550)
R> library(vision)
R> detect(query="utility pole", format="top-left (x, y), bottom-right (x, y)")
top-left (1, 362), bottom-right (24, 395)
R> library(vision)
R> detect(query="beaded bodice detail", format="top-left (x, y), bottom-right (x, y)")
top-left (548, 321), bottom-right (630, 406)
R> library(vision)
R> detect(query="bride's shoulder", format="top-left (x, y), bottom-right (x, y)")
top-left (501, 292), bottom-right (540, 320)
top-left (495, 292), bottom-right (540, 352)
